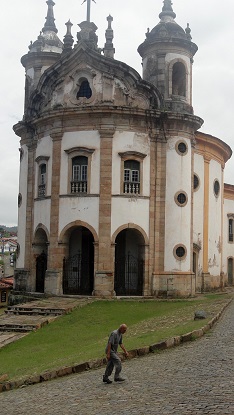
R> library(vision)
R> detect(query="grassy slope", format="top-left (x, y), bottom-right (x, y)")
top-left (0, 295), bottom-right (230, 381)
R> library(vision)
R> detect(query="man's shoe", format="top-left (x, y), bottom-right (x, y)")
top-left (114, 377), bottom-right (125, 382)
top-left (103, 376), bottom-right (112, 384)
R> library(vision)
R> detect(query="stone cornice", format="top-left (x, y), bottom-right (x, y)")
top-left (118, 151), bottom-right (147, 159)
top-left (64, 147), bottom-right (95, 155)
top-left (195, 131), bottom-right (232, 165)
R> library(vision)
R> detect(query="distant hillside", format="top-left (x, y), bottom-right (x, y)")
top-left (0, 225), bottom-right (18, 234)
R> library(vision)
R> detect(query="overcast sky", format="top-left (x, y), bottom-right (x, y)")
top-left (1, 0), bottom-right (234, 226)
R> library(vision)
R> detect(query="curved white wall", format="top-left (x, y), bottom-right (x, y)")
top-left (193, 153), bottom-right (204, 273)
top-left (165, 136), bottom-right (192, 271)
top-left (208, 159), bottom-right (222, 276)
top-left (17, 145), bottom-right (28, 268)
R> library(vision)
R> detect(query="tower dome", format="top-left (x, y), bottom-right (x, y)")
top-left (28, 0), bottom-right (63, 54)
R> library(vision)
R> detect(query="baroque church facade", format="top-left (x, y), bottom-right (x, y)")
top-left (14, 0), bottom-right (234, 298)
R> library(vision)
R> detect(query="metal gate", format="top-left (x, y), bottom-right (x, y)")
top-left (63, 251), bottom-right (93, 295)
top-left (36, 251), bottom-right (47, 293)
top-left (114, 252), bottom-right (144, 296)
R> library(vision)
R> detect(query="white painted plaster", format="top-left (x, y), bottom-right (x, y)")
top-left (17, 145), bottom-right (28, 268)
top-left (193, 153), bottom-right (204, 273)
top-left (61, 131), bottom-right (100, 195)
top-left (59, 196), bottom-right (100, 236)
top-left (35, 135), bottom-right (53, 197)
top-left (111, 197), bottom-right (149, 239)
top-left (164, 136), bottom-right (192, 271)
top-left (112, 131), bottom-right (150, 196)
top-left (208, 159), bottom-right (222, 275)
top-left (33, 199), bottom-right (51, 233)
top-left (26, 68), bottom-right (34, 80)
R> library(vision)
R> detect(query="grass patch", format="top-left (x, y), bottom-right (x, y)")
top-left (0, 295), bottom-right (230, 381)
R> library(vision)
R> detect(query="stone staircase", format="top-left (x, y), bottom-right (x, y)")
top-left (0, 297), bottom-right (92, 347)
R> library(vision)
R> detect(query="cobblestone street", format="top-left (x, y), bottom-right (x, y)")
top-left (1, 299), bottom-right (234, 414)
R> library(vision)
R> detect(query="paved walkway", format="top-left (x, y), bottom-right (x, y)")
top-left (1, 299), bottom-right (234, 414)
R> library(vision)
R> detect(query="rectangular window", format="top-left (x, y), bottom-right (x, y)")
top-left (131, 170), bottom-right (139, 182)
top-left (81, 165), bottom-right (87, 182)
top-left (41, 173), bottom-right (46, 185)
top-left (73, 165), bottom-right (80, 181)
top-left (124, 169), bottom-right (130, 182)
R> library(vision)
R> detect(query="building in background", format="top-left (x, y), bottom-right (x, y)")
top-left (13, 0), bottom-right (233, 297)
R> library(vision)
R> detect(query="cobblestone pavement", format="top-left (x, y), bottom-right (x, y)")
top-left (1, 300), bottom-right (234, 415)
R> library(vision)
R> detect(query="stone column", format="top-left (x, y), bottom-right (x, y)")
top-left (94, 129), bottom-right (114, 297)
top-left (45, 130), bottom-right (63, 295)
top-left (150, 135), bottom-right (167, 295)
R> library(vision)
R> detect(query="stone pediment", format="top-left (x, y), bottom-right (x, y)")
top-left (27, 44), bottom-right (163, 118)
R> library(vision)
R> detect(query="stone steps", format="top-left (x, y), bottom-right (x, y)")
top-left (0, 297), bottom-right (93, 344)
top-left (5, 307), bottom-right (65, 316)
top-left (0, 320), bottom-right (49, 333)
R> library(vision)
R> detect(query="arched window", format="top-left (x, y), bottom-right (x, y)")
top-left (77, 80), bottom-right (92, 99)
top-left (172, 62), bottom-right (186, 97)
top-left (72, 156), bottom-right (88, 193)
top-left (124, 160), bottom-right (140, 194)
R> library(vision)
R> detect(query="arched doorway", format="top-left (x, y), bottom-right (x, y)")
top-left (228, 257), bottom-right (233, 285)
top-left (114, 228), bottom-right (144, 296)
top-left (34, 228), bottom-right (48, 293)
top-left (63, 226), bottom-right (94, 295)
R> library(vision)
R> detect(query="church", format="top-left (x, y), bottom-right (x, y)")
top-left (13, 0), bottom-right (234, 298)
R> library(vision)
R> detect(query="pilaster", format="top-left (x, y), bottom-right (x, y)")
top-left (94, 128), bottom-right (114, 297)
top-left (46, 130), bottom-right (63, 294)
top-left (25, 140), bottom-right (37, 290)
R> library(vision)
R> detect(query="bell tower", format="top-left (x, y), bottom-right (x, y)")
top-left (21, 0), bottom-right (63, 116)
top-left (138, 0), bottom-right (197, 114)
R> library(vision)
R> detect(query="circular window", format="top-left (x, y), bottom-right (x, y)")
top-left (174, 191), bottom-right (188, 207)
top-left (176, 141), bottom-right (188, 156)
top-left (173, 244), bottom-right (187, 260)
top-left (193, 174), bottom-right (199, 191)
top-left (214, 180), bottom-right (220, 197)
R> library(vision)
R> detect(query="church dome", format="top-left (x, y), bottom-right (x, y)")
top-left (149, 20), bottom-right (188, 41)
top-left (138, 0), bottom-right (197, 58)
top-left (29, 31), bottom-right (63, 54)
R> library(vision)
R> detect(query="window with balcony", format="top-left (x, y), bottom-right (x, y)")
top-left (38, 163), bottom-right (46, 197)
top-left (35, 156), bottom-right (49, 199)
top-left (124, 160), bottom-right (140, 194)
top-left (65, 147), bottom-right (95, 196)
top-left (71, 156), bottom-right (88, 194)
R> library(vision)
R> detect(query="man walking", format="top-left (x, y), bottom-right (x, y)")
top-left (103, 324), bottom-right (129, 384)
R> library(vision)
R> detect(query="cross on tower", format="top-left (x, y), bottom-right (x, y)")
top-left (81, 0), bottom-right (96, 23)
